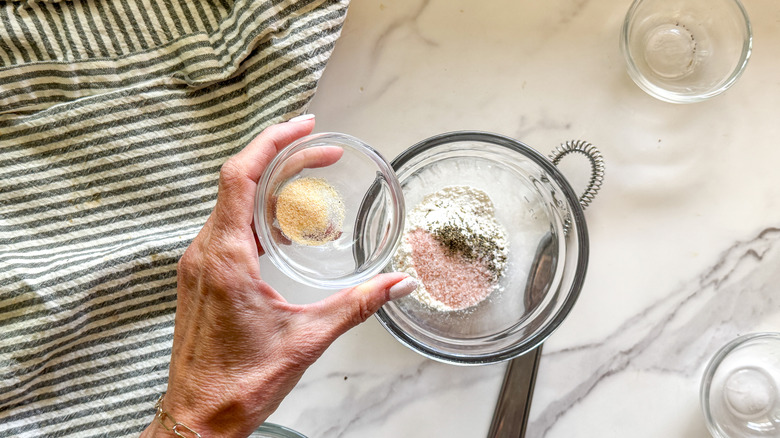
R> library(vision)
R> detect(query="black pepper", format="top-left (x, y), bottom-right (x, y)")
top-left (432, 223), bottom-right (506, 279)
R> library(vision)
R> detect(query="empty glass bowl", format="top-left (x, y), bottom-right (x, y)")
top-left (375, 132), bottom-right (603, 365)
top-left (701, 333), bottom-right (780, 438)
top-left (621, 0), bottom-right (752, 103)
top-left (254, 133), bottom-right (404, 289)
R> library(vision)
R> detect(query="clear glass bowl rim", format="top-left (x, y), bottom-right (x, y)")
top-left (254, 422), bottom-right (308, 438)
top-left (699, 332), bottom-right (780, 437)
top-left (619, 0), bottom-right (753, 104)
top-left (375, 130), bottom-right (590, 365)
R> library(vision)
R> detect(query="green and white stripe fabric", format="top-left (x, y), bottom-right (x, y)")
top-left (0, 0), bottom-right (348, 435)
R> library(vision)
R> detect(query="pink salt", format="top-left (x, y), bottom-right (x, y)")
top-left (407, 229), bottom-right (493, 310)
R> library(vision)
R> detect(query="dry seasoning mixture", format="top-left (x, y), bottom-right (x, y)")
top-left (393, 186), bottom-right (509, 311)
top-left (275, 177), bottom-right (345, 246)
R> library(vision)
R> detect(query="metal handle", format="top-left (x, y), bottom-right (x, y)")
top-left (487, 346), bottom-right (543, 438)
top-left (548, 140), bottom-right (605, 210)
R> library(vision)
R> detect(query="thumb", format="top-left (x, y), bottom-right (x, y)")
top-left (308, 273), bottom-right (419, 340)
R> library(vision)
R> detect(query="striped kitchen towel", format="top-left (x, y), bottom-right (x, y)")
top-left (0, 0), bottom-right (349, 436)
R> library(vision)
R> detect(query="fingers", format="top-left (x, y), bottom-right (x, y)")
top-left (236, 115), bottom-right (317, 183)
top-left (276, 146), bottom-right (344, 182)
top-left (305, 273), bottom-right (419, 341)
top-left (211, 116), bottom-right (316, 236)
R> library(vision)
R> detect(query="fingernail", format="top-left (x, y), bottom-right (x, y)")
top-left (388, 276), bottom-right (418, 301)
top-left (288, 113), bottom-right (315, 123)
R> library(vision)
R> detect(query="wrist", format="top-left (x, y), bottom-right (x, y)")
top-left (145, 388), bottom-right (274, 438)
top-left (142, 393), bottom-right (204, 438)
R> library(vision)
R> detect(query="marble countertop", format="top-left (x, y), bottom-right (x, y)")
top-left (261, 0), bottom-right (780, 436)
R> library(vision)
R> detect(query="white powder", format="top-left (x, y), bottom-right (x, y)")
top-left (392, 186), bottom-right (509, 311)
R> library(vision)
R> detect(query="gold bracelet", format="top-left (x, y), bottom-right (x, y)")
top-left (154, 393), bottom-right (202, 438)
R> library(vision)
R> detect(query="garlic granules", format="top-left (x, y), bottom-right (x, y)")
top-left (275, 177), bottom-right (345, 246)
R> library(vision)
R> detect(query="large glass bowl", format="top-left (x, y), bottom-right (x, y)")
top-left (375, 132), bottom-right (593, 365)
top-left (621, 0), bottom-right (752, 103)
top-left (254, 133), bottom-right (404, 289)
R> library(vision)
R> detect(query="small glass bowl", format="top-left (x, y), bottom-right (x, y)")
top-left (254, 133), bottom-right (404, 289)
top-left (621, 0), bottom-right (752, 103)
top-left (250, 423), bottom-right (307, 438)
top-left (701, 333), bottom-right (780, 438)
top-left (375, 132), bottom-right (591, 365)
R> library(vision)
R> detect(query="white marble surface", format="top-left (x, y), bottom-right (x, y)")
top-left (262, 0), bottom-right (780, 436)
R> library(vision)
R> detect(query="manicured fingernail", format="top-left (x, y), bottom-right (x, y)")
top-left (388, 276), bottom-right (418, 301)
top-left (288, 113), bottom-right (315, 123)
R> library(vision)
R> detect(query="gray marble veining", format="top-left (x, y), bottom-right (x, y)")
top-left (262, 0), bottom-right (780, 436)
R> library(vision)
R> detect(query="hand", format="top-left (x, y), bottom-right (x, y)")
top-left (141, 116), bottom-right (417, 437)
